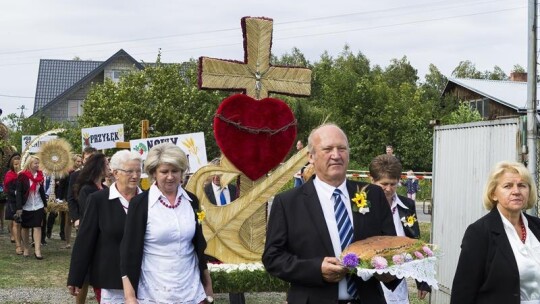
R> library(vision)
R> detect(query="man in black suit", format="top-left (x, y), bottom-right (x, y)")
top-left (369, 154), bottom-right (431, 303)
top-left (204, 174), bottom-right (237, 206)
top-left (263, 123), bottom-right (399, 304)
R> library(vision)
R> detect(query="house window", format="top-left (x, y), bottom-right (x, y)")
top-left (111, 70), bottom-right (128, 83)
top-left (468, 98), bottom-right (488, 118)
top-left (68, 100), bottom-right (83, 120)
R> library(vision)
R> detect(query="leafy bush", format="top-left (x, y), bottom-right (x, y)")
top-left (211, 269), bottom-right (289, 293)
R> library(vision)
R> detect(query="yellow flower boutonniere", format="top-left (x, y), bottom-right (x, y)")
top-left (351, 185), bottom-right (371, 214)
top-left (196, 206), bottom-right (206, 224)
top-left (401, 214), bottom-right (417, 227)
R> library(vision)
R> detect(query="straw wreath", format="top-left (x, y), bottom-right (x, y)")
top-left (38, 138), bottom-right (73, 179)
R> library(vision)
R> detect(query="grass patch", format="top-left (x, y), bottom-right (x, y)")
top-left (0, 229), bottom-right (72, 288)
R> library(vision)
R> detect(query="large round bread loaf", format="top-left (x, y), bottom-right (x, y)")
top-left (342, 236), bottom-right (422, 260)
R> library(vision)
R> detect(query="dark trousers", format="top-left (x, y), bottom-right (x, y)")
top-left (229, 293), bottom-right (245, 304)
top-left (41, 214), bottom-right (46, 242)
top-left (46, 211), bottom-right (65, 238)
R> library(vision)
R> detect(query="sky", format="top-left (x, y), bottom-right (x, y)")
top-left (0, 0), bottom-right (528, 119)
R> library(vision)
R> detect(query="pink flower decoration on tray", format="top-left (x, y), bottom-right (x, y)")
top-left (371, 256), bottom-right (388, 269)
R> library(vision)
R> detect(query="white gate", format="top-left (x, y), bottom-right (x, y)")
top-left (430, 118), bottom-right (521, 303)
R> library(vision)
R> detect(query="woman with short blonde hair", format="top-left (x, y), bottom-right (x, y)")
top-left (120, 143), bottom-right (212, 304)
top-left (482, 161), bottom-right (537, 210)
top-left (451, 161), bottom-right (540, 303)
top-left (143, 143), bottom-right (189, 178)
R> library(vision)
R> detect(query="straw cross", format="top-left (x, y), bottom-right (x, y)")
top-left (199, 17), bottom-right (312, 100)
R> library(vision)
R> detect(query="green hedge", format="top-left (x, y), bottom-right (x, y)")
top-left (211, 269), bottom-right (289, 293)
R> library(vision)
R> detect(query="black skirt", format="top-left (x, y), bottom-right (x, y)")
top-left (21, 208), bottom-right (45, 228)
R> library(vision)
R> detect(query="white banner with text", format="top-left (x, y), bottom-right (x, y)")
top-left (81, 124), bottom-right (124, 150)
top-left (130, 132), bottom-right (207, 173)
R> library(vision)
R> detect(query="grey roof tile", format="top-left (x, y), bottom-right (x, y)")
top-left (33, 59), bottom-right (102, 112)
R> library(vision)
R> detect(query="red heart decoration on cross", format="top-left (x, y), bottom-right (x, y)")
top-left (214, 94), bottom-right (297, 180)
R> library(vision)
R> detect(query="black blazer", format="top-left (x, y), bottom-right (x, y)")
top-left (262, 179), bottom-right (398, 304)
top-left (451, 208), bottom-right (540, 304)
top-left (204, 183), bottom-right (238, 205)
top-left (77, 183), bottom-right (105, 223)
top-left (67, 188), bottom-right (128, 289)
top-left (56, 174), bottom-right (70, 201)
top-left (396, 195), bottom-right (431, 293)
top-left (15, 172), bottom-right (47, 210)
top-left (119, 190), bottom-right (208, 297)
top-left (67, 170), bottom-right (80, 221)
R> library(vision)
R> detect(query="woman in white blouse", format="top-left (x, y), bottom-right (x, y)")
top-left (120, 143), bottom-right (213, 304)
top-left (451, 161), bottom-right (540, 304)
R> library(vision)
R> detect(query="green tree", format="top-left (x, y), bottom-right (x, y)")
top-left (423, 64), bottom-right (447, 97)
top-left (443, 103), bottom-right (483, 124)
top-left (271, 47), bottom-right (310, 67)
top-left (3, 115), bottom-right (79, 153)
top-left (452, 61), bottom-right (509, 80)
top-left (452, 60), bottom-right (483, 78)
top-left (485, 66), bottom-right (507, 80)
top-left (511, 64), bottom-right (526, 73)
top-left (80, 58), bottom-right (227, 159)
top-left (383, 56), bottom-right (419, 87)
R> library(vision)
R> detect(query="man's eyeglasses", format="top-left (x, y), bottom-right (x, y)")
top-left (116, 169), bottom-right (142, 175)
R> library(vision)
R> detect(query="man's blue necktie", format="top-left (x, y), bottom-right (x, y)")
top-left (219, 188), bottom-right (227, 206)
top-left (333, 188), bottom-right (358, 299)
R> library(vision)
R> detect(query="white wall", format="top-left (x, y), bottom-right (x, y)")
top-left (430, 118), bottom-right (520, 304)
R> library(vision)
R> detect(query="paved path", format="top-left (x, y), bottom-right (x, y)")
top-left (416, 201), bottom-right (432, 223)
top-left (0, 289), bottom-right (286, 304)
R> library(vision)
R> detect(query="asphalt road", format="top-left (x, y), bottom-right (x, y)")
top-left (416, 201), bottom-right (432, 223)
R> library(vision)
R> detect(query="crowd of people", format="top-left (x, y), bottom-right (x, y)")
top-left (1, 123), bottom-right (539, 304)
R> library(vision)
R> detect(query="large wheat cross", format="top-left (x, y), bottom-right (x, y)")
top-left (199, 17), bottom-right (311, 99)
top-left (191, 17), bottom-right (311, 263)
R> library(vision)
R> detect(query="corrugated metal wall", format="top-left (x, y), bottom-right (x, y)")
top-left (430, 118), bottom-right (520, 304)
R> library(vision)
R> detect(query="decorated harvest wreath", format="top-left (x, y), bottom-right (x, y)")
top-left (38, 138), bottom-right (73, 213)
top-left (341, 236), bottom-right (438, 288)
top-left (342, 236), bottom-right (429, 267)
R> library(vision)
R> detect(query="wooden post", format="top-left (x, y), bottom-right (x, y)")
top-left (114, 119), bottom-right (150, 149)
top-left (141, 120), bottom-right (149, 139)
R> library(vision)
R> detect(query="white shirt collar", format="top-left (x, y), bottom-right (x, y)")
top-left (391, 194), bottom-right (409, 210)
top-left (108, 182), bottom-right (142, 200)
top-left (211, 182), bottom-right (226, 192)
top-left (148, 182), bottom-right (192, 207)
top-left (313, 177), bottom-right (349, 201)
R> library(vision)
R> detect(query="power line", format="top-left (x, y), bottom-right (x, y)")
top-left (145, 6), bottom-right (525, 58)
top-left (0, 0), bottom-right (516, 58)
top-left (0, 4), bottom-right (524, 69)
top-left (277, 6), bottom-right (525, 41)
top-left (0, 94), bottom-right (34, 99)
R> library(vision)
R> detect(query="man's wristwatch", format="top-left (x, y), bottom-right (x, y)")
top-left (206, 296), bottom-right (214, 303)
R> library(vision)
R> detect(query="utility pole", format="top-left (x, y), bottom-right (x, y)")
top-left (17, 105), bottom-right (26, 117)
top-left (527, 0), bottom-right (538, 216)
